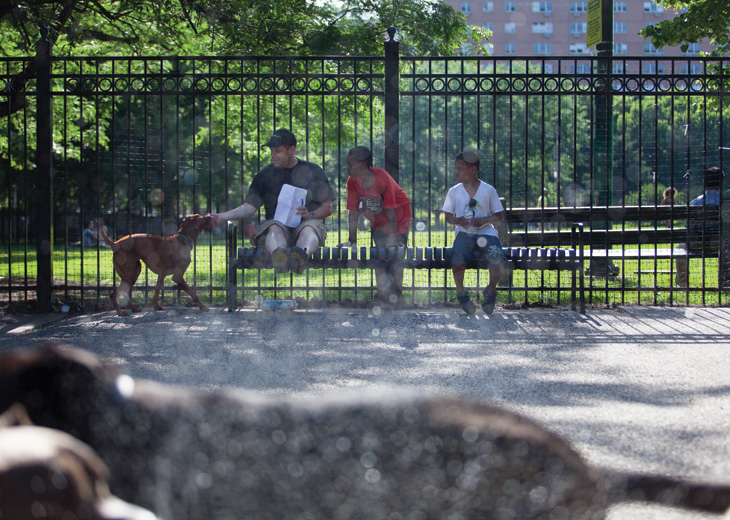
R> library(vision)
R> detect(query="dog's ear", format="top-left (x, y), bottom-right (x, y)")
top-left (0, 345), bottom-right (114, 438)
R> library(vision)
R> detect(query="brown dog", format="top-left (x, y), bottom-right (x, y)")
top-left (98, 215), bottom-right (211, 316)
top-left (1, 345), bottom-right (730, 520)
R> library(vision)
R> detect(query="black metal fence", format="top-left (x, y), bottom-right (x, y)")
top-left (1, 35), bottom-right (729, 310)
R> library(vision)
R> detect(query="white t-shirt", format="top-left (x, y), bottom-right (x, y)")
top-left (442, 180), bottom-right (504, 237)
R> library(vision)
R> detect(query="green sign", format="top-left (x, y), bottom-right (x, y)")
top-left (586, 0), bottom-right (602, 48)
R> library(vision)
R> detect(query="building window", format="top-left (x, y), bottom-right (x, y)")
top-left (505, 42), bottom-right (516, 54)
top-left (613, 63), bottom-right (624, 74)
top-left (505, 1), bottom-right (515, 12)
top-left (505, 22), bottom-right (516, 33)
top-left (570, 63), bottom-right (592, 74)
top-left (483, 1), bottom-right (494, 12)
top-left (544, 63), bottom-right (554, 74)
top-left (532, 2), bottom-right (553, 14)
top-left (644, 2), bottom-right (664, 14)
top-left (483, 22), bottom-right (494, 31)
top-left (614, 22), bottom-right (627, 33)
top-left (461, 1), bottom-right (472, 15)
top-left (532, 43), bottom-right (553, 55)
top-left (644, 43), bottom-right (664, 55)
top-left (643, 63), bottom-right (665, 74)
top-left (684, 43), bottom-right (701, 55)
top-left (532, 22), bottom-right (553, 35)
top-left (679, 63), bottom-right (702, 75)
top-left (569, 43), bottom-right (588, 55)
top-left (569, 2), bottom-right (588, 15)
top-left (570, 22), bottom-right (587, 35)
top-left (614, 2), bottom-right (627, 13)
top-left (614, 43), bottom-right (628, 54)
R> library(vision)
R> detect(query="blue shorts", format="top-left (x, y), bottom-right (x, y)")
top-left (451, 233), bottom-right (505, 268)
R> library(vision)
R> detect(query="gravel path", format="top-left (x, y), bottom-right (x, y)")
top-left (1, 305), bottom-right (729, 519)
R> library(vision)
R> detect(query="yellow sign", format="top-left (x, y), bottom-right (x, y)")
top-left (586, 0), bottom-right (602, 48)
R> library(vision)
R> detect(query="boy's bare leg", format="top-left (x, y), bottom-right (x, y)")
top-left (675, 257), bottom-right (689, 286)
top-left (453, 264), bottom-right (476, 314)
top-left (452, 264), bottom-right (467, 294)
top-left (486, 266), bottom-right (501, 293)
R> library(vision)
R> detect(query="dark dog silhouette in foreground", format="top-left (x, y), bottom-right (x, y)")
top-left (0, 345), bottom-right (728, 520)
top-left (98, 215), bottom-right (211, 316)
top-left (0, 415), bottom-right (157, 520)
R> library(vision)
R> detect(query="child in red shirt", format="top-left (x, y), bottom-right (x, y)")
top-left (340, 146), bottom-right (411, 305)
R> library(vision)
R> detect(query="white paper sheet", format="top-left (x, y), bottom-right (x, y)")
top-left (274, 184), bottom-right (308, 228)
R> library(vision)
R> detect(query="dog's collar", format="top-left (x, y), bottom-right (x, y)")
top-left (176, 233), bottom-right (193, 248)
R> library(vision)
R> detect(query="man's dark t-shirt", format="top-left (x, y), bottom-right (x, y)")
top-left (245, 159), bottom-right (335, 221)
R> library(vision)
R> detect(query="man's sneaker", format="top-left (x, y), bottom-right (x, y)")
top-left (457, 292), bottom-right (476, 315)
top-left (482, 288), bottom-right (498, 315)
top-left (271, 247), bottom-right (290, 274)
top-left (252, 248), bottom-right (271, 269)
top-left (289, 246), bottom-right (307, 274)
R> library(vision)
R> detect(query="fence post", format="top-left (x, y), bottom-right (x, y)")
top-left (589, 0), bottom-right (615, 277)
top-left (593, 0), bottom-right (613, 207)
top-left (34, 27), bottom-right (54, 309)
top-left (384, 26), bottom-right (400, 182)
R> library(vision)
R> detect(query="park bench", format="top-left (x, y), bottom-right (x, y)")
top-left (225, 221), bottom-right (586, 313)
top-left (503, 205), bottom-right (725, 283)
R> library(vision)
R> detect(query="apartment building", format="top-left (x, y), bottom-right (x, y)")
top-left (446, 0), bottom-right (709, 60)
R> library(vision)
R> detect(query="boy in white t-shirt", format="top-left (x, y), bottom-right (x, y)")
top-left (441, 152), bottom-right (505, 314)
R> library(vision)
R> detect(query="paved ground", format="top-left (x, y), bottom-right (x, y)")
top-left (1, 304), bottom-right (729, 519)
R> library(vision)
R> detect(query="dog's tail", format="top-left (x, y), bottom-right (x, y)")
top-left (603, 469), bottom-right (730, 513)
top-left (97, 219), bottom-right (120, 252)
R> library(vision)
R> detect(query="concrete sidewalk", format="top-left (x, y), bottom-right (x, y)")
top-left (1, 305), bottom-right (729, 519)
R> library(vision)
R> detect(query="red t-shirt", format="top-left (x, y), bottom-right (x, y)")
top-left (346, 168), bottom-right (411, 234)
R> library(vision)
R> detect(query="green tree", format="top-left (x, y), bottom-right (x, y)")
top-left (640, 0), bottom-right (729, 57)
top-left (0, 0), bottom-right (488, 58)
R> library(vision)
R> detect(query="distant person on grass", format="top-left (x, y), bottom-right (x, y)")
top-left (441, 151), bottom-right (505, 315)
top-left (207, 129), bottom-right (335, 274)
top-left (662, 185), bottom-right (678, 228)
top-left (83, 220), bottom-right (110, 249)
top-left (675, 167), bottom-right (724, 286)
top-left (338, 146), bottom-right (411, 305)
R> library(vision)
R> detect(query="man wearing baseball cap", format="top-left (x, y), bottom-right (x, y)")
top-left (208, 129), bottom-right (334, 274)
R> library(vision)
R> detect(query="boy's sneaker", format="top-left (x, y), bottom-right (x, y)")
top-left (457, 292), bottom-right (476, 315)
top-left (482, 288), bottom-right (498, 315)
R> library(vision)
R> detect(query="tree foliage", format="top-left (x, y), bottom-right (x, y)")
top-left (0, 0), bottom-right (488, 58)
top-left (641, 0), bottom-right (730, 57)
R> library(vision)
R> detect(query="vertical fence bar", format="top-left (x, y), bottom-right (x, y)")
top-left (384, 26), bottom-right (399, 183)
top-left (34, 28), bottom-right (53, 309)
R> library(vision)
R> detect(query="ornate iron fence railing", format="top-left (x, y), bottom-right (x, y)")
top-left (1, 38), bottom-right (729, 310)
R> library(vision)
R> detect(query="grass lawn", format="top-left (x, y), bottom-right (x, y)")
top-left (0, 229), bottom-right (727, 308)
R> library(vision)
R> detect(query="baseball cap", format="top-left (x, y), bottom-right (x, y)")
top-left (264, 129), bottom-right (297, 148)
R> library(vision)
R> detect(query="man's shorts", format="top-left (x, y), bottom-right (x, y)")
top-left (251, 219), bottom-right (327, 248)
top-left (451, 233), bottom-right (505, 269)
top-left (372, 230), bottom-right (409, 248)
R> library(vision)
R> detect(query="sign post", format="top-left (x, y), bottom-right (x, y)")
top-left (586, 0), bottom-right (602, 49)
top-left (587, 0), bottom-right (616, 276)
